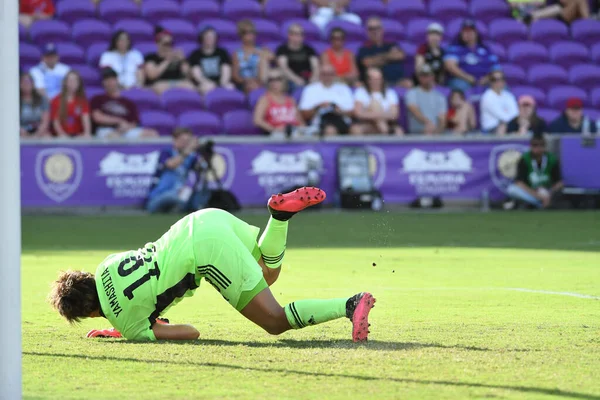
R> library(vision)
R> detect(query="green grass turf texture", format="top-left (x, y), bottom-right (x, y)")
top-left (22, 211), bottom-right (600, 400)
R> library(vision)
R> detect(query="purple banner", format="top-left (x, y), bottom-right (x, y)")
top-left (21, 140), bottom-right (531, 207)
top-left (560, 136), bottom-right (600, 189)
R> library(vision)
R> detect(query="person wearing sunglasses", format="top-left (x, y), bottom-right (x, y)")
top-left (321, 28), bottom-right (358, 86)
top-left (232, 20), bottom-right (269, 94)
top-left (506, 134), bottom-right (563, 209)
top-left (357, 17), bottom-right (410, 88)
top-left (144, 27), bottom-right (195, 95)
top-left (276, 24), bottom-right (320, 93)
top-left (253, 70), bottom-right (305, 136)
top-left (479, 70), bottom-right (519, 134)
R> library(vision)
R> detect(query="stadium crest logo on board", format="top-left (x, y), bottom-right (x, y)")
top-left (250, 150), bottom-right (323, 195)
top-left (401, 149), bottom-right (472, 195)
top-left (366, 146), bottom-right (386, 187)
top-left (97, 151), bottom-right (160, 198)
top-left (489, 143), bottom-right (529, 193)
top-left (35, 147), bottom-right (83, 203)
top-left (206, 146), bottom-right (235, 189)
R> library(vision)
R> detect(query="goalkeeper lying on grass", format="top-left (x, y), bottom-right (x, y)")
top-left (49, 187), bottom-right (376, 342)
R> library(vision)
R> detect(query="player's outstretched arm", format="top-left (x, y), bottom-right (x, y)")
top-left (152, 323), bottom-right (200, 340)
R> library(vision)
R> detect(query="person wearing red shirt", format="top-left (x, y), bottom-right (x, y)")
top-left (321, 27), bottom-right (358, 86)
top-left (50, 70), bottom-right (92, 138)
top-left (19, 0), bottom-right (55, 28)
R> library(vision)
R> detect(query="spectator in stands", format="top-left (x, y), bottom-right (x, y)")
top-left (146, 127), bottom-right (199, 214)
top-left (415, 23), bottom-right (446, 86)
top-left (189, 27), bottom-right (234, 95)
top-left (232, 20), bottom-right (269, 94)
top-left (446, 89), bottom-right (477, 135)
top-left (30, 43), bottom-right (70, 100)
top-left (507, 95), bottom-right (548, 135)
top-left (253, 70), bottom-right (305, 136)
top-left (20, 72), bottom-right (50, 138)
top-left (405, 64), bottom-right (447, 135)
top-left (50, 70), bottom-right (91, 138)
top-left (480, 70), bottom-right (519, 134)
top-left (510, 0), bottom-right (590, 24)
top-left (357, 17), bottom-right (410, 88)
top-left (444, 19), bottom-right (499, 92)
top-left (299, 63), bottom-right (353, 136)
top-left (19, 0), bottom-right (54, 29)
top-left (548, 97), bottom-right (598, 135)
top-left (144, 27), bottom-right (194, 95)
top-left (506, 134), bottom-right (563, 209)
top-left (90, 67), bottom-right (158, 140)
top-left (99, 30), bottom-right (145, 90)
top-left (351, 67), bottom-right (402, 135)
top-left (276, 24), bottom-right (320, 93)
top-left (308, 0), bottom-right (361, 32)
top-left (321, 27), bottom-right (359, 86)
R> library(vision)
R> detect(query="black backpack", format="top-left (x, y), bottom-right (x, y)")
top-left (204, 167), bottom-right (241, 212)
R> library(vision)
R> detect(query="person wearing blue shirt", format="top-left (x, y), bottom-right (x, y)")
top-left (548, 97), bottom-right (598, 135)
top-left (146, 127), bottom-right (199, 213)
top-left (443, 19), bottom-right (499, 93)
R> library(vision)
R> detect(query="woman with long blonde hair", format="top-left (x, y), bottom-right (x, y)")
top-left (50, 70), bottom-right (92, 137)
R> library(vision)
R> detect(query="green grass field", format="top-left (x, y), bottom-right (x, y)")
top-left (22, 211), bottom-right (600, 400)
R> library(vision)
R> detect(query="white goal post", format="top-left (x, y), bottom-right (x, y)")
top-left (0, 0), bottom-right (22, 398)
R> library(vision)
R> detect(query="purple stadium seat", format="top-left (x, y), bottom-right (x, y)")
top-left (485, 41), bottom-right (506, 62)
top-left (307, 41), bottom-right (328, 55)
top-left (158, 19), bottom-right (196, 43)
top-left (19, 43), bottom-right (41, 66)
top-left (135, 41), bottom-right (158, 56)
top-left (122, 88), bottom-right (162, 112)
top-left (584, 108), bottom-right (600, 123)
top-left (72, 64), bottom-right (101, 87)
top-left (222, 0), bottom-right (263, 21)
top-left (508, 41), bottom-right (549, 67)
top-left (528, 64), bottom-right (569, 88)
top-left (348, 0), bottom-right (387, 21)
top-left (223, 110), bottom-right (261, 135)
top-left (406, 18), bottom-right (438, 42)
top-left (248, 87), bottom-right (266, 109)
top-left (510, 85), bottom-right (547, 107)
top-left (29, 20), bottom-right (71, 45)
top-left (469, 0), bottom-right (510, 23)
top-left (591, 43), bottom-right (600, 62)
top-left (281, 19), bottom-right (321, 42)
top-left (549, 41), bottom-right (590, 69)
top-left (113, 19), bottom-right (154, 44)
top-left (181, 0), bottom-right (221, 25)
top-left (536, 108), bottom-right (560, 124)
top-left (262, 41), bottom-right (280, 54)
top-left (142, 1), bottom-right (180, 25)
top-left (98, 0), bottom-right (140, 25)
top-left (178, 111), bottom-right (223, 136)
top-left (87, 43), bottom-right (109, 66)
top-left (19, 24), bottom-right (27, 42)
top-left (220, 41), bottom-right (239, 56)
top-left (500, 63), bottom-right (526, 86)
top-left (569, 64), bottom-right (600, 88)
top-left (86, 86), bottom-right (104, 99)
top-left (205, 88), bottom-right (247, 114)
top-left (162, 88), bottom-right (203, 116)
top-left (429, 0), bottom-right (469, 23)
top-left (380, 18), bottom-right (405, 42)
top-left (529, 19), bottom-right (569, 46)
top-left (251, 19), bottom-right (282, 44)
top-left (178, 41), bottom-right (198, 57)
top-left (292, 86), bottom-right (303, 104)
top-left (447, 18), bottom-right (488, 40)
top-left (55, 43), bottom-right (85, 65)
top-left (346, 41), bottom-right (362, 54)
top-left (265, 0), bottom-right (307, 23)
top-left (140, 110), bottom-right (176, 136)
top-left (387, 0), bottom-right (427, 24)
top-left (435, 86), bottom-right (451, 99)
top-left (324, 20), bottom-right (366, 42)
top-left (56, 0), bottom-right (96, 24)
top-left (547, 86), bottom-right (589, 109)
top-left (198, 19), bottom-right (238, 42)
top-left (571, 19), bottom-right (600, 46)
top-left (592, 87), bottom-right (600, 108)
top-left (489, 18), bottom-right (528, 46)
top-left (72, 20), bottom-right (112, 48)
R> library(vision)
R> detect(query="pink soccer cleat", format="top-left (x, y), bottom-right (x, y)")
top-left (346, 292), bottom-right (376, 342)
top-left (86, 328), bottom-right (122, 339)
top-left (267, 187), bottom-right (326, 221)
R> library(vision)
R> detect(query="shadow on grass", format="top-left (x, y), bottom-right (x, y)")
top-left (24, 351), bottom-right (599, 400)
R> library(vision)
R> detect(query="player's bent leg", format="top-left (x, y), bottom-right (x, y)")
top-left (239, 286), bottom-right (292, 335)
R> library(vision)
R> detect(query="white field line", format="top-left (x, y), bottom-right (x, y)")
top-left (505, 288), bottom-right (600, 300)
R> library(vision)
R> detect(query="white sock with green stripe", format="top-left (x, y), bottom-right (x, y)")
top-left (258, 217), bottom-right (288, 269)
top-left (284, 298), bottom-right (348, 329)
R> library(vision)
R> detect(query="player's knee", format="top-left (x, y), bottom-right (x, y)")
top-left (262, 309), bottom-right (288, 335)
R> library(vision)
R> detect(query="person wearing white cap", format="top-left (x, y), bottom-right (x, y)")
top-left (415, 23), bottom-right (445, 85)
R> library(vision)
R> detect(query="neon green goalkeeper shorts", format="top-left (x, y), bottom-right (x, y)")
top-left (188, 209), bottom-right (267, 311)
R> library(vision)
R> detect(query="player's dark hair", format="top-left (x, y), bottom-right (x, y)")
top-left (48, 270), bottom-right (100, 324)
